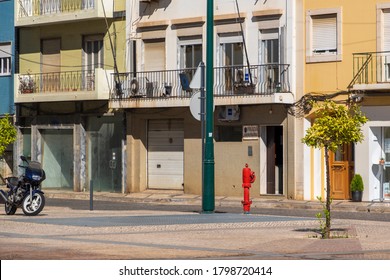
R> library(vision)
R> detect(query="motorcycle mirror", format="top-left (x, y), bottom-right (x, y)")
top-left (20, 156), bottom-right (27, 162)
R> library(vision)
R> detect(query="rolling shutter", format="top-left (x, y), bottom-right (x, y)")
top-left (42, 39), bottom-right (61, 73)
top-left (312, 14), bottom-right (337, 53)
top-left (383, 9), bottom-right (390, 51)
top-left (144, 40), bottom-right (165, 71)
top-left (148, 119), bottom-right (184, 190)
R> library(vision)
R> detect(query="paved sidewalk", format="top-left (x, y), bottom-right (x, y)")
top-left (1, 189), bottom-right (390, 259)
top-left (43, 189), bottom-right (390, 213)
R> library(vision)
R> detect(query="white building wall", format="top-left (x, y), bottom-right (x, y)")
top-left (355, 106), bottom-right (390, 201)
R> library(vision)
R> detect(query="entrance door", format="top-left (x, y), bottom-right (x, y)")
top-left (381, 127), bottom-right (390, 199)
top-left (329, 144), bottom-right (354, 199)
top-left (87, 115), bottom-right (122, 193)
top-left (260, 126), bottom-right (283, 195)
top-left (148, 119), bottom-right (184, 190)
top-left (41, 129), bottom-right (73, 189)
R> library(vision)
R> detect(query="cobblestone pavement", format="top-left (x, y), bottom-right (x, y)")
top-left (1, 203), bottom-right (390, 260)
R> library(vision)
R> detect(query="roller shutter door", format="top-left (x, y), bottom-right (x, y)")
top-left (148, 119), bottom-right (184, 190)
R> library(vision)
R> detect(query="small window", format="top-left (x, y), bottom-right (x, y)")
top-left (0, 42), bottom-right (12, 76)
top-left (216, 125), bottom-right (242, 142)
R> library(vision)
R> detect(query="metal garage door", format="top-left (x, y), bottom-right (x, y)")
top-left (148, 119), bottom-right (184, 190)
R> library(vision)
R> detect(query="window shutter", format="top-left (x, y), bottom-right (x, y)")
top-left (312, 14), bottom-right (337, 53)
top-left (383, 10), bottom-right (390, 51)
top-left (42, 39), bottom-right (61, 73)
top-left (144, 41), bottom-right (165, 71)
top-left (0, 43), bottom-right (11, 58)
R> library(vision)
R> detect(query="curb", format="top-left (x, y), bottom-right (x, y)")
top-left (41, 190), bottom-right (390, 213)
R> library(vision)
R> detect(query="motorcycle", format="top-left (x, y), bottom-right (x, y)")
top-left (0, 156), bottom-right (46, 216)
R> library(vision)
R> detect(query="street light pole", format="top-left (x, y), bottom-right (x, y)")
top-left (203, 0), bottom-right (215, 213)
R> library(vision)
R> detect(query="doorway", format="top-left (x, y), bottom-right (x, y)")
top-left (260, 126), bottom-right (283, 195)
top-left (147, 119), bottom-right (184, 190)
top-left (329, 144), bottom-right (354, 200)
top-left (380, 127), bottom-right (390, 199)
top-left (40, 129), bottom-right (73, 189)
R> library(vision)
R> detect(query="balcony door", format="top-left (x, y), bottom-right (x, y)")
top-left (83, 35), bottom-right (104, 91)
top-left (383, 9), bottom-right (390, 81)
top-left (144, 39), bottom-right (165, 71)
top-left (219, 34), bottom-right (244, 92)
top-left (179, 36), bottom-right (202, 80)
top-left (260, 29), bottom-right (280, 92)
top-left (41, 38), bottom-right (61, 92)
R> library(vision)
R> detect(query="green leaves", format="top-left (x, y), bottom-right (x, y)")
top-left (0, 115), bottom-right (17, 157)
top-left (302, 101), bottom-right (368, 152)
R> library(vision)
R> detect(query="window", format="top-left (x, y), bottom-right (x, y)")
top-left (83, 35), bottom-right (104, 90)
top-left (218, 33), bottom-right (244, 91)
top-left (83, 35), bottom-right (104, 70)
top-left (0, 43), bottom-right (11, 76)
top-left (306, 8), bottom-right (342, 63)
top-left (215, 125), bottom-right (242, 142)
top-left (179, 36), bottom-right (202, 80)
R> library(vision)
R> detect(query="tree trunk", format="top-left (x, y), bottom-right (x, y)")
top-left (324, 146), bottom-right (331, 239)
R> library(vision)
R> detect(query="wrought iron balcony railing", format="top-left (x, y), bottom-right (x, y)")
top-left (18, 70), bottom-right (95, 94)
top-left (18, 0), bottom-right (95, 18)
top-left (110, 64), bottom-right (290, 100)
top-left (349, 51), bottom-right (390, 89)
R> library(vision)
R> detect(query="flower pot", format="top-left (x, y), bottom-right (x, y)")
top-left (351, 191), bottom-right (363, 202)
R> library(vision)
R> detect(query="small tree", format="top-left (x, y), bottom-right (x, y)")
top-left (302, 100), bottom-right (368, 238)
top-left (0, 115), bottom-right (17, 157)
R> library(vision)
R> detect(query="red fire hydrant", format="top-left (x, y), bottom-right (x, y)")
top-left (242, 163), bottom-right (256, 214)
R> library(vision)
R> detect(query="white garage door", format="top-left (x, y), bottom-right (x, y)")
top-left (148, 119), bottom-right (184, 190)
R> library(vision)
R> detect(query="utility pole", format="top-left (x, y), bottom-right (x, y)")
top-left (203, 0), bottom-right (215, 213)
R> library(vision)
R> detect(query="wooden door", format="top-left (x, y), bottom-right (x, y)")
top-left (329, 144), bottom-right (354, 200)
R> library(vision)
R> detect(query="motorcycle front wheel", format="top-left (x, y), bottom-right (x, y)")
top-left (22, 192), bottom-right (45, 216)
top-left (5, 202), bottom-right (17, 215)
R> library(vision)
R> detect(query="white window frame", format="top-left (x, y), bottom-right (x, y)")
top-left (83, 35), bottom-right (104, 71)
top-left (306, 8), bottom-right (342, 63)
top-left (178, 36), bottom-right (202, 69)
top-left (377, 3), bottom-right (390, 52)
top-left (218, 34), bottom-right (244, 67)
top-left (0, 42), bottom-right (12, 76)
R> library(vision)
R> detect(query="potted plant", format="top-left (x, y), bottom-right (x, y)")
top-left (350, 174), bottom-right (364, 202)
top-left (18, 73), bottom-right (36, 94)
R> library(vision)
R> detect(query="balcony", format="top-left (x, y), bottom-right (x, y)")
top-left (109, 64), bottom-right (293, 109)
top-left (349, 51), bottom-right (390, 92)
top-left (14, 68), bottom-right (113, 103)
top-left (16, 0), bottom-right (113, 27)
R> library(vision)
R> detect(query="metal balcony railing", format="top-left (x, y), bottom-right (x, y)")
top-left (18, 0), bottom-right (95, 18)
top-left (349, 51), bottom-right (390, 89)
top-left (110, 64), bottom-right (290, 100)
top-left (18, 70), bottom-right (95, 94)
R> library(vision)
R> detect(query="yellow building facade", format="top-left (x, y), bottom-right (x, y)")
top-left (15, 1), bottom-right (127, 192)
top-left (304, 0), bottom-right (390, 201)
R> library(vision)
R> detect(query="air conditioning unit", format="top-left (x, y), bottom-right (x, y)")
top-left (218, 105), bottom-right (240, 121)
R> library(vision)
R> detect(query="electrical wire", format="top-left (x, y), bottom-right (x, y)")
top-left (0, 49), bottom-right (115, 70)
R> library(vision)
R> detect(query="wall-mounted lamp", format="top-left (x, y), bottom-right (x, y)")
top-left (350, 92), bottom-right (364, 103)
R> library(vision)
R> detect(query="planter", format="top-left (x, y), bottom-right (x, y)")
top-left (351, 191), bottom-right (363, 202)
